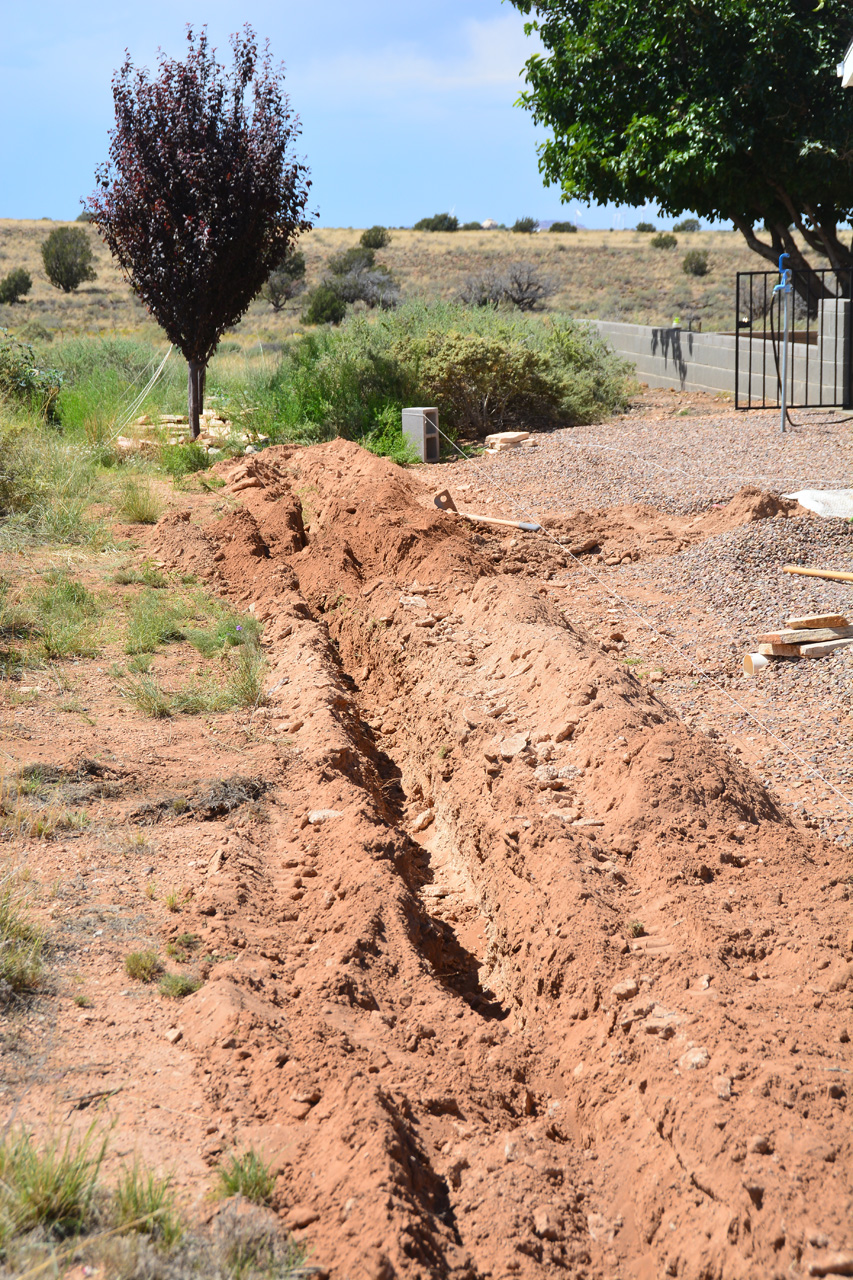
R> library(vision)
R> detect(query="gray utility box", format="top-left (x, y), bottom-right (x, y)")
top-left (402, 407), bottom-right (439, 462)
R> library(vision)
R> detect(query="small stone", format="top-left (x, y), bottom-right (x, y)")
top-left (286, 1206), bottom-right (321, 1230)
top-left (411, 808), bottom-right (435, 833)
top-left (307, 809), bottom-right (343, 825)
top-left (500, 732), bottom-right (530, 761)
top-left (748, 1134), bottom-right (772, 1155)
top-left (714, 1075), bottom-right (732, 1100)
top-left (611, 979), bottom-right (639, 1002)
top-left (532, 1206), bottom-right (563, 1241)
top-left (291, 1087), bottom-right (321, 1105)
top-left (679, 1046), bottom-right (710, 1071)
top-left (554, 720), bottom-right (578, 743)
top-left (657, 748), bottom-right (674, 762)
top-left (165, 1028), bottom-right (183, 1045)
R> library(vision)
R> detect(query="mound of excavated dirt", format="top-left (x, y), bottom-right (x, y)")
top-left (146, 442), bottom-right (852, 1280)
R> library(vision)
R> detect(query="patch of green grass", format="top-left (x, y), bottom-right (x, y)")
top-left (158, 973), bottom-right (201, 999)
top-left (124, 950), bottom-right (162, 983)
top-left (160, 441), bottom-right (212, 480)
top-left (169, 678), bottom-right (234, 716)
top-left (214, 1149), bottom-right (276, 1205)
top-left (228, 644), bottom-right (268, 710)
top-left (113, 1160), bottom-right (183, 1247)
top-left (166, 933), bottom-right (199, 963)
top-left (113, 560), bottom-right (167, 588)
top-left (117, 478), bottom-right (162, 525)
top-left (73, 994), bottom-right (93, 1008)
top-left (183, 604), bottom-right (261, 657)
top-left (125, 590), bottom-right (186, 655)
top-left (33, 570), bottom-right (101, 660)
top-left (127, 652), bottom-right (153, 673)
top-left (122, 675), bottom-right (173, 718)
top-left (0, 883), bottom-right (43, 993)
top-left (0, 1123), bottom-right (107, 1242)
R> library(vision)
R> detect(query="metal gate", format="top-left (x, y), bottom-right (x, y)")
top-left (734, 267), bottom-right (853, 409)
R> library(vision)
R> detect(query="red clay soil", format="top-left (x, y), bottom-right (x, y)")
top-left (129, 442), bottom-right (853, 1279)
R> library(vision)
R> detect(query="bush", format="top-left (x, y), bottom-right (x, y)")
top-left (511, 217), bottom-right (538, 234)
top-left (0, 334), bottom-right (62, 418)
top-left (413, 213), bottom-right (458, 232)
top-left (682, 249), bottom-right (710, 277)
top-left (160, 441), bottom-right (212, 478)
top-left (549, 221), bottom-right (577, 233)
top-left (650, 232), bottom-right (678, 250)
top-left (460, 221), bottom-right (483, 231)
top-left (635, 221), bottom-right (656, 232)
top-left (41, 227), bottom-right (97, 293)
top-left (76, 210), bottom-right (95, 222)
top-left (260, 249), bottom-right (306, 312)
top-left (328, 246), bottom-right (375, 276)
top-left (301, 283), bottom-right (348, 326)
top-left (458, 262), bottom-right (555, 312)
top-left (0, 269), bottom-right (32, 305)
top-left (124, 950), bottom-right (162, 982)
top-left (673, 218), bottom-right (701, 233)
top-left (360, 225), bottom-right (391, 249)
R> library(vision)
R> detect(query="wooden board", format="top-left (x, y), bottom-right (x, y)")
top-left (800, 637), bottom-right (853, 659)
top-left (782, 564), bottom-right (853, 583)
top-left (757, 643), bottom-right (801, 657)
top-left (784, 612), bottom-right (849, 629)
top-left (757, 625), bottom-right (853, 645)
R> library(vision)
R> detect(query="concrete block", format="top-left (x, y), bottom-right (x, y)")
top-left (402, 407), bottom-right (439, 463)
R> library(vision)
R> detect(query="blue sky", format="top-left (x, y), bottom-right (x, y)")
top-left (1, 0), bottom-right (671, 228)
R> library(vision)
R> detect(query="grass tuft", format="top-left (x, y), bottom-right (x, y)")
top-left (215, 1149), bottom-right (276, 1205)
top-left (125, 590), bottom-right (186, 654)
top-left (158, 973), bottom-right (201, 999)
top-left (124, 950), bottom-right (162, 983)
top-left (117, 478), bottom-right (162, 525)
top-left (0, 883), bottom-right (43, 993)
top-left (0, 1123), bottom-right (107, 1242)
top-left (113, 1160), bottom-right (183, 1247)
top-left (228, 644), bottom-right (268, 710)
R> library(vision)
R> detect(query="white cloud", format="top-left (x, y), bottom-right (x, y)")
top-left (293, 12), bottom-right (541, 105)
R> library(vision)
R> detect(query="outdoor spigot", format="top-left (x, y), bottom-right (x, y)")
top-left (773, 252), bottom-right (793, 295)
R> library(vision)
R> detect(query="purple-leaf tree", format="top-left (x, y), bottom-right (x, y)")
top-left (88, 26), bottom-right (314, 439)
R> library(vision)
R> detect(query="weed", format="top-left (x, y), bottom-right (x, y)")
top-left (73, 994), bottom-right (93, 1008)
top-left (125, 590), bottom-right (185, 654)
top-left (0, 883), bottom-right (43, 993)
top-left (117, 478), bottom-right (162, 525)
top-left (184, 603), bottom-right (261, 656)
top-left (0, 1123), bottom-right (107, 1240)
top-left (628, 920), bottom-right (646, 938)
top-left (215, 1149), bottom-right (276, 1205)
top-left (166, 933), bottom-right (198, 962)
top-left (33, 570), bottom-right (101, 660)
top-left (120, 828), bottom-right (155, 857)
top-left (113, 560), bottom-right (167, 588)
top-left (124, 950), bottom-right (162, 983)
top-left (113, 1160), bottom-right (183, 1246)
top-left (437, 744), bottom-right (450, 759)
top-left (160, 441), bottom-right (211, 480)
top-left (123, 675), bottom-right (173, 718)
top-left (158, 973), bottom-right (201, 999)
top-left (229, 644), bottom-right (268, 709)
top-left (145, 880), bottom-right (156, 900)
top-left (164, 892), bottom-right (180, 913)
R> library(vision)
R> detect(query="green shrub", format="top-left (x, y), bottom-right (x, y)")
top-left (301, 283), bottom-right (348, 326)
top-left (511, 217), bottom-right (538, 234)
top-left (549, 220), bottom-right (577, 233)
top-left (635, 221), bottom-right (656, 232)
top-left (359, 405), bottom-right (420, 464)
top-left (413, 213), bottom-right (458, 232)
top-left (0, 333), bottom-right (62, 418)
top-left (160, 441), bottom-right (211, 479)
top-left (460, 221), bottom-right (484, 231)
top-left (650, 232), bottom-right (678, 250)
top-left (215, 1150), bottom-right (275, 1205)
top-left (360, 225), bottom-right (391, 249)
top-left (0, 269), bottom-right (33, 305)
top-left (41, 227), bottom-right (97, 294)
top-left (673, 217), bottom-right (701, 232)
top-left (158, 973), bottom-right (201, 999)
top-left (682, 249), bottom-right (710, 277)
top-left (124, 950), bottom-right (162, 983)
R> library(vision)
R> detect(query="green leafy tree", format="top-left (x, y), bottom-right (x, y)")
top-left (360, 225), bottom-right (390, 249)
top-left (511, 0), bottom-right (853, 293)
top-left (41, 227), bottom-right (96, 293)
top-left (413, 213), bottom-right (458, 232)
top-left (512, 216), bottom-right (538, 233)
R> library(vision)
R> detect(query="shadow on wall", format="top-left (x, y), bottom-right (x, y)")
top-left (650, 328), bottom-right (693, 388)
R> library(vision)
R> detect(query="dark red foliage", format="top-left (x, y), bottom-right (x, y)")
top-left (88, 26), bottom-right (314, 435)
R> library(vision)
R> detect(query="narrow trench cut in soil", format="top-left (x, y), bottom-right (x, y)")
top-left (141, 440), bottom-right (852, 1280)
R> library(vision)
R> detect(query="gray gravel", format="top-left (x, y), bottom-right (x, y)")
top-left (425, 389), bottom-right (853, 843)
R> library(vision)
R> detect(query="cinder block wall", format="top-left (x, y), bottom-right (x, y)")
top-left (589, 306), bottom-right (850, 407)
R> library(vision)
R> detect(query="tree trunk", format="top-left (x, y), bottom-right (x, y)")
top-left (187, 360), bottom-right (206, 440)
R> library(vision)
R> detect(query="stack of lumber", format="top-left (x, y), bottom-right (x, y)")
top-left (757, 613), bottom-right (853, 660)
top-left (484, 431), bottom-right (530, 455)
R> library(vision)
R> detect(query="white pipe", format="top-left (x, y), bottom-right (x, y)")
top-left (743, 652), bottom-right (771, 677)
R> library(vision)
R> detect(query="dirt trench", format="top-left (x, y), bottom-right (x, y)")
top-left (148, 442), bottom-right (852, 1280)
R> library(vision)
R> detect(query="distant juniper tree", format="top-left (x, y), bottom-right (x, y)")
top-left (88, 26), bottom-right (314, 438)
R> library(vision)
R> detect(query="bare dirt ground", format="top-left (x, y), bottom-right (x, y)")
top-left (2, 391), bottom-right (852, 1280)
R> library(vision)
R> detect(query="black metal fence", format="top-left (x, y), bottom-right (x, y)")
top-left (734, 267), bottom-right (852, 409)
